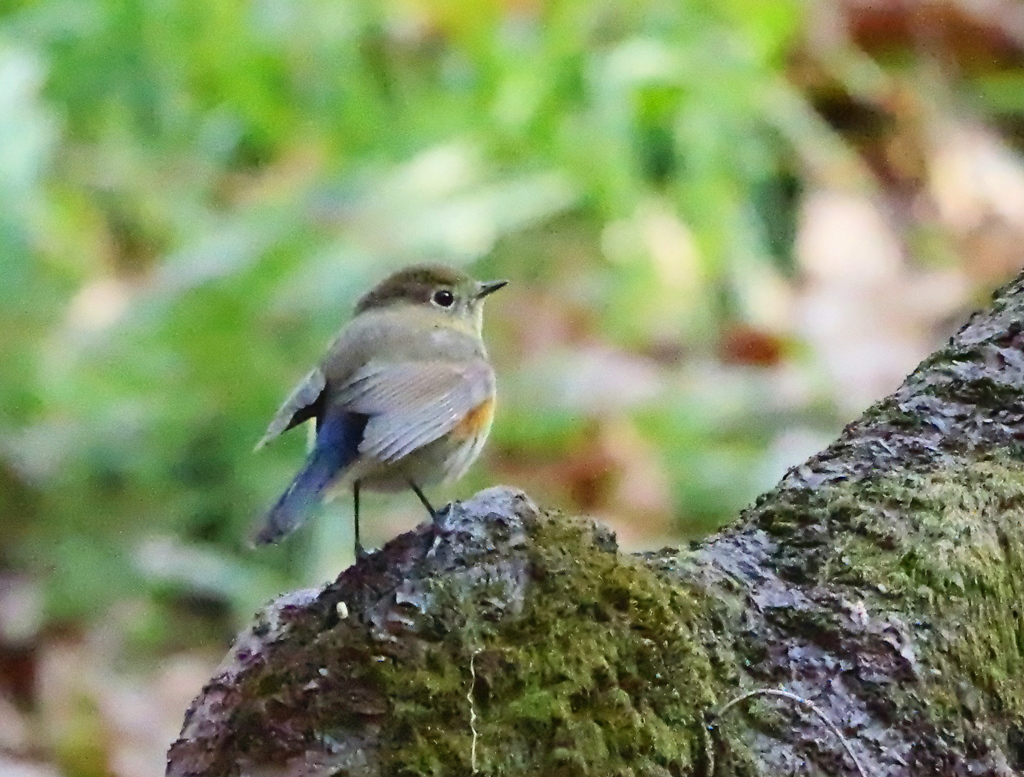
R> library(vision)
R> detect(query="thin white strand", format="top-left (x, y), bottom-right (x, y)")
top-left (716, 687), bottom-right (868, 777)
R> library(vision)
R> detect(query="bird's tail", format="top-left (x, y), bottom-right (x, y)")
top-left (251, 413), bottom-right (364, 546)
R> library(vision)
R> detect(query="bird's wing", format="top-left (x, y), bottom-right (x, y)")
top-left (335, 359), bottom-right (495, 463)
top-left (255, 367), bottom-right (327, 450)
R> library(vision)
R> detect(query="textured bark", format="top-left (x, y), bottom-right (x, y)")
top-left (168, 272), bottom-right (1024, 777)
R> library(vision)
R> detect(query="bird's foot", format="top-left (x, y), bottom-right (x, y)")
top-left (431, 502), bottom-right (455, 526)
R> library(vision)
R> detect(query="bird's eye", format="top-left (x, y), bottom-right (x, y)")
top-left (432, 289), bottom-right (455, 308)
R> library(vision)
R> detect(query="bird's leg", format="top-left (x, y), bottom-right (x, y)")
top-left (353, 480), bottom-right (366, 559)
top-left (407, 480), bottom-right (438, 521)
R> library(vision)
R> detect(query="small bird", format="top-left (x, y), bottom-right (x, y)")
top-left (252, 264), bottom-right (506, 557)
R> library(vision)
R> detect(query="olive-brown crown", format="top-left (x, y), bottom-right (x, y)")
top-left (355, 264), bottom-right (476, 314)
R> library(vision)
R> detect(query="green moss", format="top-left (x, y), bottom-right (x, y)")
top-left (375, 515), bottom-right (719, 776)
top-left (924, 374), bottom-right (1023, 408)
top-left (858, 396), bottom-right (921, 430)
top-left (217, 458), bottom-right (1024, 774)
top-left (799, 457), bottom-right (1024, 729)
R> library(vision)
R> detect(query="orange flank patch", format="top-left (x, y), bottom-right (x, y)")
top-left (452, 396), bottom-right (495, 440)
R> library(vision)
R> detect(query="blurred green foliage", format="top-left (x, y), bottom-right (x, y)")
top-left (0, 0), bottom-right (820, 632)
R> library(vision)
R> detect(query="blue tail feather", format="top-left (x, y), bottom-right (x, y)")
top-left (252, 412), bottom-right (364, 545)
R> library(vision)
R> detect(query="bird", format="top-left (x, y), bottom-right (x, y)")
top-left (251, 263), bottom-right (507, 558)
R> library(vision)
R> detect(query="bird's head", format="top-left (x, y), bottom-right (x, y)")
top-left (355, 264), bottom-right (507, 332)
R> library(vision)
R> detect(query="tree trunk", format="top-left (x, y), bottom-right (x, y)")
top-left (167, 272), bottom-right (1024, 777)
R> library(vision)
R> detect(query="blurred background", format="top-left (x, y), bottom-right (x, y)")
top-left (2, 0), bottom-right (1024, 774)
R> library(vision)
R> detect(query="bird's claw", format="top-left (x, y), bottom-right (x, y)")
top-left (431, 502), bottom-right (454, 526)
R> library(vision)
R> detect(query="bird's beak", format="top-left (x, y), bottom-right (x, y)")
top-left (475, 279), bottom-right (508, 299)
